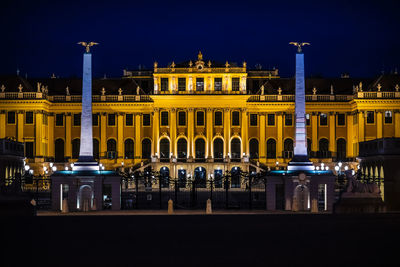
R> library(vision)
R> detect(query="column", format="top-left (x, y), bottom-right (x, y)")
top-left (117, 113), bottom-right (124, 160)
top-left (0, 111), bottom-right (5, 138)
top-left (152, 108), bottom-right (160, 156)
top-left (277, 113), bottom-right (283, 159)
top-left (241, 108), bottom-right (248, 156)
top-left (170, 108), bottom-right (176, 157)
top-left (224, 108), bottom-right (231, 156)
top-left (134, 113), bottom-right (141, 161)
top-left (311, 113), bottom-right (318, 153)
top-left (259, 113), bottom-right (266, 161)
top-left (395, 110), bottom-right (400, 137)
top-left (329, 112), bottom-right (336, 154)
top-left (346, 113), bottom-right (354, 158)
top-left (35, 112), bottom-right (43, 158)
top-left (100, 113), bottom-right (107, 159)
top-left (65, 113), bottom-right (72, 159)
top-left (187, 108), bottom-right (194, 158)
top-left (358, 111), bottom-right (365, 142)
top-left (48, 114), bottom-right (55, 158)
top-left (206, 108), bottom-right (213, 158)
top-left (17, 111), bottom-right (24, 143)
top-left (376, 110), bottom-right (383, 139)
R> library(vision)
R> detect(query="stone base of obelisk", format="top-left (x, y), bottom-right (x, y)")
top-left (51, 170), bottom-right (121, 212)
top-left (287, 155), bottom-right (314, 171)
top-left (73, 156), bottom-right (100, 171)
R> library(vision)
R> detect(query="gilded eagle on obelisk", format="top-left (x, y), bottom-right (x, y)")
top-left (77, 41), bottom-right (99, 53)
top-left (289, 42), bottom-right (310, 53)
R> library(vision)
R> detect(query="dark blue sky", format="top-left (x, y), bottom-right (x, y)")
top-left (2, 0), bottom-right (400, 78)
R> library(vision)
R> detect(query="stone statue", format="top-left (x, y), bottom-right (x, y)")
top-left (66, 86), bottom-right (70, 96)
top-left (330, 85), bottom-right (334, 95)
top-left (136, 86), bottom-right (140, 95)
top-left (77, 41), bottom-right (99, 53)
top-left (278, 87), bottom-right (282, 95)
top-left (101, 87), bottom-right (106, 96)
top-left (261, 85), bottom-right (264, 95)
top-left (1, 84), bottom-right (5, 93)
top-left (345, 170), bottom-right (380, 194)
top-left (37, 82), bottom-right (41, 93)
top-left (289, 42), bottom-right (310, 53)
top-left (377, 83), bottom-right (381, 92)
top-left (359, 82), bottom-right (363, 92)
top-left (18, 84), bottom-right (23, 93)
top-left (118, 88), bottom-right (122, 95)
top-left (396, 84), bottom-right (399, 92)
top-left (312, 87), bottom-right (317, 95)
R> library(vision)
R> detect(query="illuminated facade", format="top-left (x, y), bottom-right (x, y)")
top-left (1, 52), bottom-right (400, 186)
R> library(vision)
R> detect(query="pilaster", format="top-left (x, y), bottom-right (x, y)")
top-left (206, 108), bottom-right (213, 158)
top-left (329, 112), bottom-right (335, 153)
top-left (170, 108), bottom-right (176, 157)
top-left (48, 114), bottom-right (55, 157)
top-left (100, 113), bottom-right (107, 158)
top-left (153, 108), bottom-right (160, 156)
top-left (134, 113), bottom-right (141, 161)
top-left (358, 111), bottom-right (365, 142)
top-left (0, 112), bottom-right (5, 138)
top-left (395, 111), bottom-right (400, 137)
top-left (311, 113), bottom-right (318, 152)
top-left (241, 108), bottom-right (248, 155)
top-left (277, 113), bottom-right (283, 159)
top-left (117, 113), bottom-right (124, 160)
top-left (65, 113), bottom-right (72, 159)
top-left (376, 110), bottom-right (383, 139)
top-left (259, 113), bottom-right (266, 162)
top-left (17, 111), bottom-right (24, 143)
top-left (224, 108), bottom-right (231, 156)
top-left (346, 113), bottom-right (354, 158)
top-left (35, 112), bottom-right (43, 157)
top-left (187, 108), bottom-right (194, 158)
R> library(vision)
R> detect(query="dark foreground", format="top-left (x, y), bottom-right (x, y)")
top-left (2, 213), bottom-right (400, 266)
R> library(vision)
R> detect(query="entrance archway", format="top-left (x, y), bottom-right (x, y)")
top-left (293, 184), bottom-right (310, 211)
top-left (77, 185), bottom-right (94, 211)
top-left (194, 166), bottom-right (206, 188)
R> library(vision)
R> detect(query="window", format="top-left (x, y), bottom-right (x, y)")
top-left (161, 78), bottom-right (169, 91)
top-left (92, 114), bottom-right (99, 126)
top-left (250, 114), bottom-right (258, 126)
top-left (72, 139), bottom-right (80, 159)
top-left (306, 114), bottom-right (310, 126)
top-left (7, 111), bottom-right (15, 124)
top-left (249, 139), bottom-right (259, 159)
top-left (195, 139), bottom-right (205, 159)
top-left (232, 111), bottom-right (240, 126)
top-left (366, 111), bottom-right (374, 124)
top-left (213, 138), bottom-right (223, 159)
top-left (320, 113), bottom-right (327, 126)
top-left (178, 78), bottom-right (186, 91)
top-left (285, 114), bottom-right (293, 126)
top-left (196, 78), bottom-right (204, 91)
top-left (214, 111), bottom-right (223, 126)
top-left (107, 139), bottom-right (117, 159)
top-left (197, 111), bottom-right (205, 126)
top-left (56, 114), bottom-right (63, 126)
top-left (143, 113), bottom-right (151, 126)
top-left (161, 111), bottom-right (169, 126)
top-left (267, 139), bottom-right (276, 158)
top-left (268, 114), bottom-right (275, 126)
top-left (160, 138), bottom-right (170, 158)
top-left (108, 114), bottom-right (116, 126)
top-left (73, 114), bottom-right (81, 126)
top-left (232, 78), bottom-right (240, 91)
top-left (25, 142), bottom-right (34, 158)
top-left (318, 138), bottom-right (329, 158)
top-left (124, 139), bottom-right (134, 159)
top-left (141, 138), bottom-right (151, 159)
top-left (385, 111), bottom-right (392, 124)
top-left (337, 113), bottom-right (345, 126)
top-left (231, 138), bottom-right (241, 159)
top-left (283, 139), bottom-right (293, 158)
top-left (25, 112), bottom-right (33, 124)
top-left (177, 138), bottom-right (187, 159)
top-left (178, 111), bottom-right (186, 126)
top-left (214, 78), bottom-right (222, 91)
top-left (125, 114), bottom-right (133, 126)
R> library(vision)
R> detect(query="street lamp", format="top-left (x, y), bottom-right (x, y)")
top-left (344, 166), bottom-right (349, 171)
top-left (49, 162), bottom-right (54, 168)
top-left (335, 166), bottom-right (339, 172)
top-left (24, 165), bottom-right (30, 172)
top-left (52, 166), bottom-right (57, 172)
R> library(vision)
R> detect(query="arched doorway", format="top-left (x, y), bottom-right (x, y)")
top-left (72, 138), bottom-right (80, 159)
top-left (214, 169), bottom-right (223, 188)
top-left (336, 138), bottom-right (346, 161)
top-left (283, 138), bottom-right (293, 158)
top-left (107, 139), bottom-right (117, 159)
top-left (124, 139), bottom-right (134, 159)
top-left (249, 139), bottom-right (259, 159)
top-left (195, 138), bottom-right (206, 159)
top-left (177, 138), bottom-right (187, 160)
top-left (319, 138), bottom-right (329, 158)
top-left (293, 184), bottom-right (310, 211)
top-left (55, 139), bottom-right (65, 162)
top-left (267, 139), bottom-right (276, 158)
top-left (77, 185), bottom-right (93, 211)
top-left (213, 138), bottom-right (224, 160)
top-left (160, 138), bottom-right (170, 159)
top-left (231, 167), bottom-right (241, 188)
top-left (178, 169), bottom-right (187, 188)
top-left (141, 138), bottom-right (151, 159)
top-left (93, 139), bottom-right (99, 160)
top-left (231, 138), bottom-right (241, 160)
top-left (160, 166), bottom-right (169, 188)
top-left (194, 166), bottom-right (206, 188)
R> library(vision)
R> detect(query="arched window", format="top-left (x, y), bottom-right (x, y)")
top-left (195, 138), bottom-right (205, 159)
top-left (194, 166), bottom-right (206, 188)
top-left (93, 139), bottom-right (99, 160)
top-left (124, 139), bottom-right (134, 159)
top-left (249, 139), bottom-right (259, 159)
top-left (231, 167), bottom-right (241, 188)
top-left (160, 138), bottom-right (170, 159)
top-left (72, 139), bottom-right (80, 159)
top-left (177, 138), bottom-right (187, 159)
top-left (213, 138), bottom-right (224, 160)
top-left (55, 139), bottom-right (65, 162)
top-left (214, 169), bottom-right (223, 188)
top-left (231, 138), bottom-right (241, 159)
top-left (337, 138), bottom-right (346, 161)
top-left (283, 139), bottom-right (293, 158)
top-left (178, 169), bottom-right (187, 188)
top-left (107, 139), bottom-right (117, 159)
top-left (267, 139), bottom-right (276, 158)
top-left (160, 166), bottom-right (170, 188)
top-left (319, 138), bottom-right (329, 158)
top-left (141, 139), bottom-right (151, 159)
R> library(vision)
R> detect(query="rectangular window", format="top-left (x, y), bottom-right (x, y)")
top-left (285, 114), bottom-right (293, 126)
top-left (305, 114), bottom-right (310, 126)
top-left (196, 78), bottom-right (204, 91)
top-left (232, 111), bottom-right (240, 126)
top-left (143, 113), bottom-right (151, 126)
top-left (125, 114), bottom-right (133, 126)
top-left (337, 113), bottom-right (345, 126)
top-left (319, 113), bottom-right (327, 126)
top-left (161, 111), bottom-right (169, 126)
top-left (73, 114), bottom-right (81, 126)
top-left (197, 111), bottom-right (205, 126)
top-left (161, 78), bottom-right (169, 91)
top-left (366, 111), bottom-right (374, 124)
top-left (108, 114), bottom-right (116, 126)
top-left (25, 142), bottom-right (34, 158)
top-left (250, 113), bottom-right (258, 126)
top-left (267, 114), bottom-right (275, 126)
top-left (385, 111), bottom-right (392, 124)
top-left (7, 111), bottom-right (15, 124)
top-left (214, 78), bottom-right (222, 91)
top-left (92, 114), bottom-right (99, 126)
top-left (214, 111), bottom-right (223, 126)
top-left (178, 78), bottom-right (186, 91)
top-left (56, 114), bottom-right (63, 126)
top-left (178, 111), bottom-right (186, 126)
top-left (25, 112), bottom-right (33, 124)
top-left (232, 78), bottom-right (240, 91)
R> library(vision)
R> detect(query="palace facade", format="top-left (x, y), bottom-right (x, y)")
top-left (1, 52), bottom-right (400, 186)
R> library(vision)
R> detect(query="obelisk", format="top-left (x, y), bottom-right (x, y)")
top-left (73, 42), bottom-right (99, 171)
top-left (288, 42), bottom-right (314, 171)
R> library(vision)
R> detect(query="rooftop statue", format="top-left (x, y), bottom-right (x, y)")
top-left (77, 41), bottom-right (99, 53)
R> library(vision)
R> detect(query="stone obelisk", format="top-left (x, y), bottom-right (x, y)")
top-left (288, 42), bottom-right (314, 171)
top-left (74, 42), bottom-right (99, 171)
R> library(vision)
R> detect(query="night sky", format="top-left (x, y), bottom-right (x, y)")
top-left (2, 0), bottom-right (400, 79)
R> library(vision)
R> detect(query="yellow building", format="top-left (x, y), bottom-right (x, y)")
top-left (1, 52), bottom-right (400, 183)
